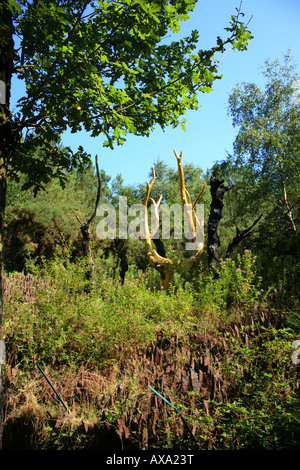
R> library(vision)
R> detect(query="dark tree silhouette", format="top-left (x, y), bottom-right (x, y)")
top-left (207, 176), bottom-right (232, 278)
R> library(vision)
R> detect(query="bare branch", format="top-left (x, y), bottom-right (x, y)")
top-left (150, 194), bottom-right (162, 239)
top-left (75, 214), bottom-right (84, 226)
top-left (174, 149), bottom-right (189, 208)
top-left (225, 214), bottom-right (263, 258)
top-left (143, 166), bottom-right (172, 269)
top-left (192, 182), bottom-right (206, 209)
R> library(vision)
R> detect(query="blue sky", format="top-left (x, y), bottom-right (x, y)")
top-left (11, 0), bottom-right (300, 187)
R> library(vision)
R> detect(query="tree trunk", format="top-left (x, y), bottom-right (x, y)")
top-left (76, 155), bottom-right (102, 289)
top-left (282, 181), bottom-right (297, 232)
top-left (0, 0), bottom-right (15, 449)
top-left (79, 222), bottom-right (95, 285)
top-left (152, 232), bottom-right (168, 286)
top-left (114, 238), bottom-right (128, 284)
top-left (152, 237), bottom-right (166, 259)
top-left (207, 176), bottom-right (232, 278)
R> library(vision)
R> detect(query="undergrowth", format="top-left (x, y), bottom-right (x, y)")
top-left (2, 249), bottom-right (300, 450)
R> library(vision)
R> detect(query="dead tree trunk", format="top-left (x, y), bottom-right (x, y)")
top-left (114, 238), bottom-right (128, 284)
top-left (143, 150), bottom-right (205, 291)
top-left (76, 155), bottom-right (102, 288)
top-left (152, 237), bottom-right (166, 259)
top-left (207, 176), bottom-right (232, 278)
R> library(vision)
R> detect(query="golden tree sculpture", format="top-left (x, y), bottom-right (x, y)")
top-left (143, 150), bottom-right (205, 290)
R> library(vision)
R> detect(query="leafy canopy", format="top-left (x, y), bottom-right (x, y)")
top-left (212, 52), bottom-right (300, 236)
top-left (227, 52), bottom-right (300, 195)
top-left (4, 0), bottom-right (252, 192)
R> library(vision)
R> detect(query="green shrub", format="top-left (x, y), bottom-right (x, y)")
top-left (212, 326), bottom-right (300, 449)
top-left (3, 253), bottom-right (198, 369)
top-left (196, 250), bottom-right (268, 327)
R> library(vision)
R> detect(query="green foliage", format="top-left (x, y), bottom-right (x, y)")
top-left (225, 52), bottom-right (300, 219)
top-left (4, 159), bottom-right (113, 271)
top-left (196, 250), bottom-right (267, 325)
top-left (286, 304), bottom-right (300, 335)
top-left (218, 250), bottom-right (265, 310)
top-left (4, 250), bottom-right (196, 369)
top-left (212, 326), bottom-right (299, 450)
top-left (3, 250), bottom-right (300, 450)
top-left (4, 0), bottom-right (252, 193)
top-left (209, 53), bottom-right (300, 303)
